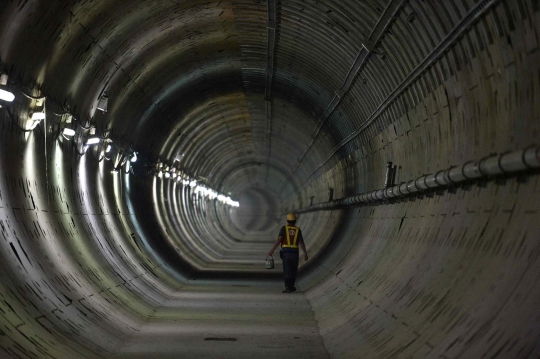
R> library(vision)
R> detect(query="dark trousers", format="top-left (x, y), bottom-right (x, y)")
top-left (282, 251), bottom-right (299, 289)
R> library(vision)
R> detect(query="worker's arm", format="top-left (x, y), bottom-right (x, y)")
top-left (299, 240), bottom-right (308, 261)
top-left (268, 236), bottom-right (283, 257)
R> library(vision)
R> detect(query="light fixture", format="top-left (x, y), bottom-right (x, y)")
top-left (31, 112), bottom-right (46, 121)
top-left (106, 144), bottom-right (112, 153)
top-left (63, 128), bottom-right (75, 137)
top-left (86, 137), bottom-right (100, 145)
top-left (165, 172), bottom-right (171, 178)
top-left (0, 89), bottom-right (15, 102)
top-left (97, 94), bottom-right (108, 112)
top-left (189, 180), bottom-right (197, 187)
top-left (0, 74), bottom-right (8, 86)
top-left (131, 152), bottom-right (137, 162)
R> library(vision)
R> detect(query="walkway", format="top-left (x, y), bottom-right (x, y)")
top-left (115, 283), bottom-right (329, 359)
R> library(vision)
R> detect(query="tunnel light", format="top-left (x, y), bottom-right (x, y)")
top-left (131, 152), bottom-right (137, 162)
top-left (189, 180), bottom-right (197, 187)
top-left (164, 172), bottom-right (171, 178)
top-left (62, 128), bottom-right (75, 137)
top-left (106, 144), bottom-right (112, 153)
top-left (31, 112), bottom-right (46, 121)
top-left (86, 137), bottom-right (100, 145)
top-left (0, 89), bottom-right (15, 102)
top-left (157, 171), bottom-right (163, 178)
top-left (97, 94), bottom-right (108, 112)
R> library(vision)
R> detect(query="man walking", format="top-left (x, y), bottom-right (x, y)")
top-left (268, 213), bottom-right (309, 293)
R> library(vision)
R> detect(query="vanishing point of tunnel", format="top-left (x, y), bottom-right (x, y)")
top-left (0, 0), bottom-right (539, 358)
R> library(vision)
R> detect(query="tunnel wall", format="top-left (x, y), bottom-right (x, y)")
top-left (0, 0), bottom-right (539, 358)
top-left (296, 3), bottom-right (540, 357)
top-left (0, 117), bottom-right (185, 358)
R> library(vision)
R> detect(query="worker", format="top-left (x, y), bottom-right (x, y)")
top-left (268, 213), bottom-right (309, 293)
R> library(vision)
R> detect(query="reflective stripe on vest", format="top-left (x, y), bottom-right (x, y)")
top-left (282, 226), bottom-right (299, 249)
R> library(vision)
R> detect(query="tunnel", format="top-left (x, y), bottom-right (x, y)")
top-left (0, 0), bottom-right (539, 358)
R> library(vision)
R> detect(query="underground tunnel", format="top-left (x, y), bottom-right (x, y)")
top-left (0, 0), bottom-right (539, 358)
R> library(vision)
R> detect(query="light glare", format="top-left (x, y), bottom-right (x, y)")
top-left (31, 112), bottom-right (46, 121)
top-left (63, 128), bottom-right (75, 137)
top-left (0, 89), bottom-right (15, 102)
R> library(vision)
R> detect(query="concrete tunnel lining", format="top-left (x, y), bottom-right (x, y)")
top-left (0, 0), bottom-right (539, 358)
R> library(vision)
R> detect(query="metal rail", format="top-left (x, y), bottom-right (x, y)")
top-left (304, 0), bottom-right (499, 184)
top-left (290, 0), bottom-right (407, 174)
top-left (265, 0), bottom-right (278, 161)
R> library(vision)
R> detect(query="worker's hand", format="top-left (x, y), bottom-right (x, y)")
top-left (304, 254), bottom-right (309, 261)
top-left (268, 251), bottom-right (274, 257)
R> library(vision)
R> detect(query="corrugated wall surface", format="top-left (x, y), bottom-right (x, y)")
top-left (0, 0), bottom-right (538, 358)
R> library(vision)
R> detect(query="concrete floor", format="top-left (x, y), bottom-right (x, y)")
top-left (115, 284), bottom-right (329, 359)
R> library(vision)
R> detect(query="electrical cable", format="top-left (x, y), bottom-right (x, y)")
top-left (77, 121), bottom-right (92, 130)
top-left (19, 88), bottom-right (46, 101)
top-left (50, 108), bottom-right (71, 117)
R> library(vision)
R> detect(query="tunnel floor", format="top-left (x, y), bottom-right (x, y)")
top-left (114, 284), bottom-right (329, 359)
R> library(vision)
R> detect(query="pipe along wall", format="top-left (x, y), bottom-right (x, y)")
top-left (1, 0), bottom-right (540, 358)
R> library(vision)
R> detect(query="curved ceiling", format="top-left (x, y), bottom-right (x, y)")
top-left (0, 0), bottom-right (381, 272)
top-left (0, 0), bottom-right (518, 273)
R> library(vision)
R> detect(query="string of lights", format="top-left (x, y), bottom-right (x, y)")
top-left (0, 73), bottom-right (240, 208)
top-left (154, 161), bottom-right (240, 207)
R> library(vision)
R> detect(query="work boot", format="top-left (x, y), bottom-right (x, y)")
top-left (291, 287), bottom-right (296, 292)
top-left (282, 288), bottom-right (291, 293)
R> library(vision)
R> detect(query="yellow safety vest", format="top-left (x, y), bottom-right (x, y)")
top-left (282, 226), bottom-right (300, 249)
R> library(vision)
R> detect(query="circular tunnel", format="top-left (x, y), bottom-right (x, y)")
top-left (0, 0), bottom-right (539, 358)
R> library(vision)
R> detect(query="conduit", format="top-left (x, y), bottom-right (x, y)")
top-left (297, 146), bottom-right (540, 213)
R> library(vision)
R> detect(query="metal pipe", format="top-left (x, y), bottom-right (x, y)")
top-left (297, 146), bottom-right (540, 213)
